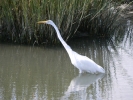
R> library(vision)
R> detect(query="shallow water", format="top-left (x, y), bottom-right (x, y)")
top-left (0, 24), bottom-right (133, 100)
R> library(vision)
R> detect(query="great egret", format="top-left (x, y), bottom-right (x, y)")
top-left (37, 20), bottom-right (105, 74)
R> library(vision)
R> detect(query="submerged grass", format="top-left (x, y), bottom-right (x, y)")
top-left (0, 0), bottom-right (124, 44)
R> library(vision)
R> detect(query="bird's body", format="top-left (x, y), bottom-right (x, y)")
top-left (37, 20), bottom-right (105, 74)
top-left (72, 51), bottom-right (105, 73)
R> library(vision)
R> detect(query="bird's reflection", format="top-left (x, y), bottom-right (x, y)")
top-left (61, 73), bottom-right (104, 100)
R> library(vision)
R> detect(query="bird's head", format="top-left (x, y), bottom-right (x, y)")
top-left (37, 20), bottom-right (53, 25)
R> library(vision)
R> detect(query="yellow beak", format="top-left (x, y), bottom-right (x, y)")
top-left (37, 21), bottom-right (47, 24)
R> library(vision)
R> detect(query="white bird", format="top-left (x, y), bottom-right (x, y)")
top-left (37, 20), bottom-right (105, 74)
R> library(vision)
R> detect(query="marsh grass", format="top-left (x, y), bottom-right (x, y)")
top-left (0, 0), bottom-right (123, 44)
top-left (78, 4), bottom-right (121, 39)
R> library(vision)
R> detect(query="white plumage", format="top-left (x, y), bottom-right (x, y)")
top-left (37, 20), bottom-right (105, 74)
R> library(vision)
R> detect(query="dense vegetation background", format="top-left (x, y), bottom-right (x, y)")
top-left (0, 0), bottom-right (132, 44)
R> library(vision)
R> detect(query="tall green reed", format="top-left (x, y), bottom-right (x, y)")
top-left (78, 1), bottom-right (123, 39)
top-left (0, 0), bottom-right (123, 44)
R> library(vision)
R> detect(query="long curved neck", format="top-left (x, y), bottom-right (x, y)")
top-left (50, 22), bottom-right (75, 62)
